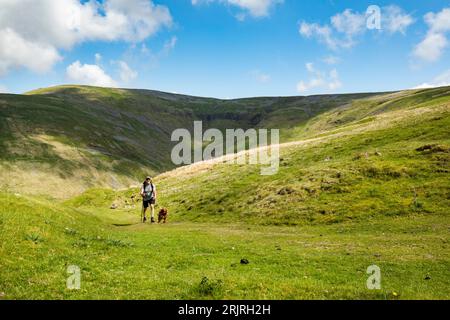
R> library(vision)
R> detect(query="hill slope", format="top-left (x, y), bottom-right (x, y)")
top-left (68, 86), bottom-right (450, 225)
top-left (0, 85), bottom-right (373, 198)
top-left (2, 85), bottom-right (449, 199)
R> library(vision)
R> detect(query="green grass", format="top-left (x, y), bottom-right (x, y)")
top-left (1, 193), bottom-right (449, 300)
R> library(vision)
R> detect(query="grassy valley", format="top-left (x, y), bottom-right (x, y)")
top-left (0, 85), bottom-right (372, 197)
top-left (0, 85), bottom-right (449, 299)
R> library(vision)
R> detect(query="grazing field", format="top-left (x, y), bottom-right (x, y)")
top-left (1, 193), bottom-right (449, 300)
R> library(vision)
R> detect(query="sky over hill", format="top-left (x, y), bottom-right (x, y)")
top-left (0, 0), bottom-right (450, 98)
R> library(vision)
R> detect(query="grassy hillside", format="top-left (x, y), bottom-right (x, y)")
top-left (0, 85), bottom-right (373, 198)
top-left (96, 86), bottom-right (449, 226)
top-left (0, 85), bottom-right (449, 299)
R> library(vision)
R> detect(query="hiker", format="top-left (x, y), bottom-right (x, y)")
top-left (140, 176), bottom-right (157, 223)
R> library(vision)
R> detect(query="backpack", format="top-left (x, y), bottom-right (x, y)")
top-left (143, 183), bottom-right (154, 201)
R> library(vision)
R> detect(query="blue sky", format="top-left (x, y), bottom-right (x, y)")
top-left (0, 0), bottom-right (450, 98)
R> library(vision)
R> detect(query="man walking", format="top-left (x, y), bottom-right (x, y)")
top-left (140, 176), bottom-right (157, 223)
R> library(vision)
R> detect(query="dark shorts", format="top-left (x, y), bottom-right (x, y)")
top-left (143, 198), bottom-right (155, 208)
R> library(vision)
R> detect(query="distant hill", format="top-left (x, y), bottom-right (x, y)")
top-left (0, 85), bottom-right (449, 199)
top-left (0, 85), bottom-right (374, 197)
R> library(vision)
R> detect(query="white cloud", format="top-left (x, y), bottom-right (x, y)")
top-left (95, 53), bottom-right (102, 65)
top-left (414, 33), bottom-right (448, 62)
top-left (67, 55), bottom-right (137, 87)
top-left (384, 5), bottom-right (414, 34)
top-left (322, 55), bottom-right (340, 65)
top-left (117, 61), bottom-right (138, 83)
top-left (192, 0), bottom-right (283, 18)
top-left (413, 8), bottom-right (450, 62)
top-left (66, 61), bottom-right (118, 87)
top-left (228, 0), bottom-right (282, 17)
top-left (305, 62), bottom-right (315, 73)
top-left (0, 0), bottom-right (172, 75)
top-left (300, 6), bottom-right (413, 50)
top-left (296, 63), bottom-right (342, 93)
top-left (328, 69), bottom-right (342, 90)
top-left (250, 70), bottom-right (271, 83)
top-left (300, 10), bottom-right (364, 50)
top-left (414, 69), bottom-right (450, 89)
top-left (0, 28), bottom-right (61, 75)
top-left (299, 22), bottom-right (345, 50)
top-left (424, 7), bottom-right (450, 33)
top-left (161, 36), bottom-right (178, 55)
top-left (331, 9), bottom-right (366, 37)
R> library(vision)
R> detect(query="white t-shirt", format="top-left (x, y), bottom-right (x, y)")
top-left (141, 183), bottom-right (156, 200)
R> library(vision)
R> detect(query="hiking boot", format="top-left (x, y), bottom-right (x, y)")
top-left (143, 217), bottom-right (147, 223)
top-left (151, 217), bottom-right (155, 224)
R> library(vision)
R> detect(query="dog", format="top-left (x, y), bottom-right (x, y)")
top-left (158, 208), bottom-right (168, 224)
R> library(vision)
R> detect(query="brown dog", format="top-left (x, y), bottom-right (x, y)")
top-left (158, 208), bottom-right (168, 224)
